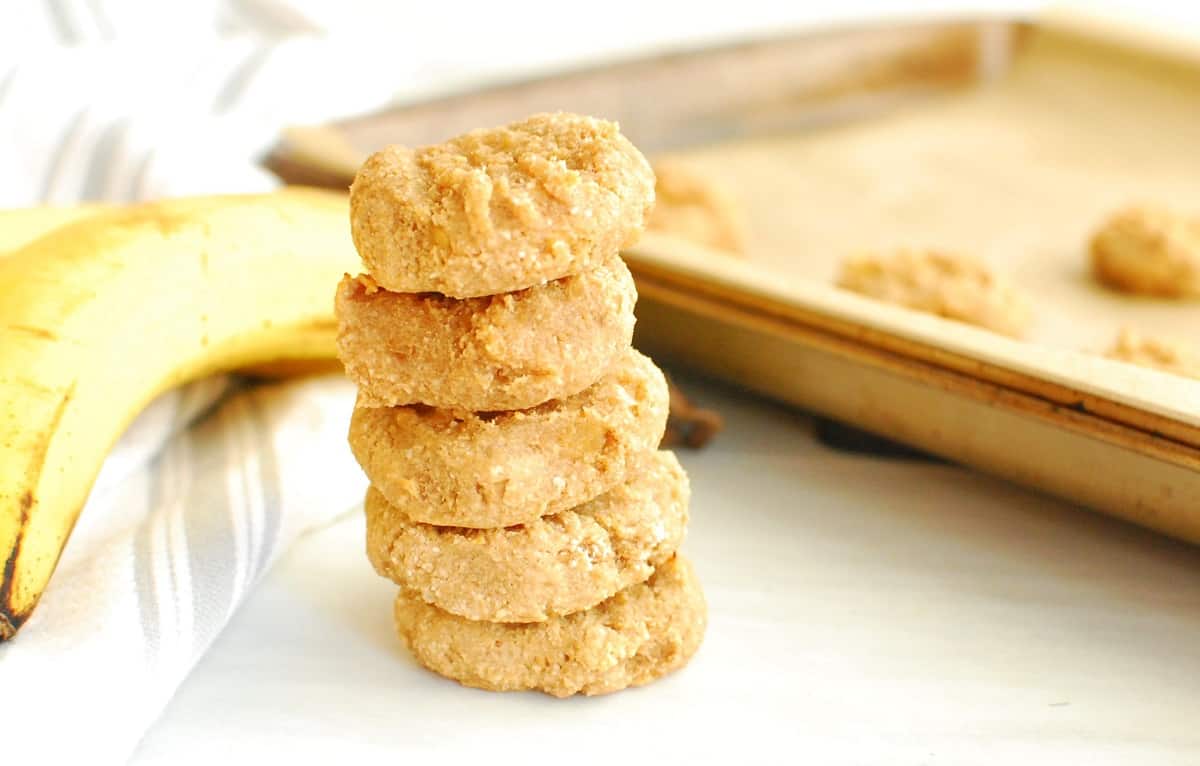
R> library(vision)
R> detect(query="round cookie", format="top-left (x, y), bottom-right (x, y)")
top-left (1089, 205), bottom-right (1200, 298)
top-left (648, 158), bottom-right (747, 256)
top-left (1106, 328), bottom-right (1200, 380)
top-left (335, 254), bottom-right (636, 411)
top-left (366, 450), bottom-right (689, 622)
top-left (836, 249), bottom-right (1032, 338)
top-left (394, 555), bottom-right (706, 697)
top-left (349, 349), bottom-right (669, 528)
top-left (349, 112), bottom-right (655, 298)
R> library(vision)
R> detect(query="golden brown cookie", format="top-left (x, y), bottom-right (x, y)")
top-left (366, 450), bottom-right (689, 623)
top-left (335, 254), bottom-right (636, 411)
top-left (647, 159), bottom-right (747, 256)
top-left (349, 349), bottom-right (669, 529)
top-left (394, 555), bottom-right (706, 697)
top-left (836, 249), bottom-right (1032, 338)
top-left (349, 112), bottom-right (655, 298)
top-left (1089, 205), bottom-right (1200, 298)
top-left (1105, 328), bottom-right (1200, 380)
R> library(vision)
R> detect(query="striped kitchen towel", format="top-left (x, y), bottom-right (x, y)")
top-left (0, 3), bottom-right (384, 763)
top-left (0, 376), bottom-right (367, 762)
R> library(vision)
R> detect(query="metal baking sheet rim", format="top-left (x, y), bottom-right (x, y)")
top-left (625, 236), bottom-right (1200, 433)
top-left (630, 272), bottom-right (1200, 540)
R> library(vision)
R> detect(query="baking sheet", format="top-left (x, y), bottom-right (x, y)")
top-left (663, 25), bottom-right (1200, 370)
top-left (258, 14), bottom-right (1200, 522)
top-left (270, 15), bottom-right (1200, 427)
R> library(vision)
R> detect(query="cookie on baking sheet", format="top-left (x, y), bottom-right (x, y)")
top-left (335, 253), bottom-right (636, 411)
top-left (1089, 205), bottom-right (1200, 298)
top-left (647, 159), bottom-right (747, 256)
top-left (394, 555), bottom-right (706, 697)
top-left (366, 450), bottom-right (689, 623)
top-left (836, 249), bottom-right (1032, 338)
top-left (349, 349), bottom-right (669, 529)
top-left (349, 112), bottom-right (655, 298)
top-left (1105, 328), bottom-right (1200, 380)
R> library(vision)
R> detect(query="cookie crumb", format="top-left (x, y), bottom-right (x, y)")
top-left (1105, 328), bottom-right (1200, 380)
top-left (662, 376), bottom-right (723, 449)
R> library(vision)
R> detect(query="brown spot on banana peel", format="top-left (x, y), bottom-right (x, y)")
top-left (6, 324), bottom-right (58, 341)
top-left (0, 492), bottom-right (32, 641)
top-left (1, 306), bottom-right (341, 639)
top-left (0, 383), bottom-right (76, 642)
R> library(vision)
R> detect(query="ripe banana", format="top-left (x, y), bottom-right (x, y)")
top-left (0, 188), bottom-right (357, 640)
top-left (0, 204), bottom-right (106, 253)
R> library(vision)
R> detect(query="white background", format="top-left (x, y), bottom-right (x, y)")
top-left (133, 380), bottom-right (1200, 764)
top-left (6, 2), bottom-right (1200, 763)
top-left (137, 2), bottom-right (1200, 763)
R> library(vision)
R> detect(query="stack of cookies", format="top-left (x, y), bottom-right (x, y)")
top-left (334, 112), bottom-right (706, 697)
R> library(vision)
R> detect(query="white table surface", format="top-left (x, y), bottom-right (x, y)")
top-left (131, 377), bottom-right (1200, 765)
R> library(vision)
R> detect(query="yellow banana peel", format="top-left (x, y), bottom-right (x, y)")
top-left (0, 188), bottom-right (356, 639)
top-left (0, 204), bottom-right (107, 253)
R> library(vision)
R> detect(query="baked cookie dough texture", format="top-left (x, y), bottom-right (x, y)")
top-left (647, 158), bottom-right (747, 256)
top-left (350, 112), bottom-right (654, 298)
top-left (1090, 205), bottom-right (1200, 298)
top-left (837, 249), bottom-right (1032, 338)
top-left (335, 254), bottom-right (637, 410)
top-left (367, 450), bottom-right (689, 623)
top-left (335, 112), bottom-right (706, 697)
top-left (395, 555), bottom-right (705, 697)
top-left (349, 349), bottom-right (668, 529)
